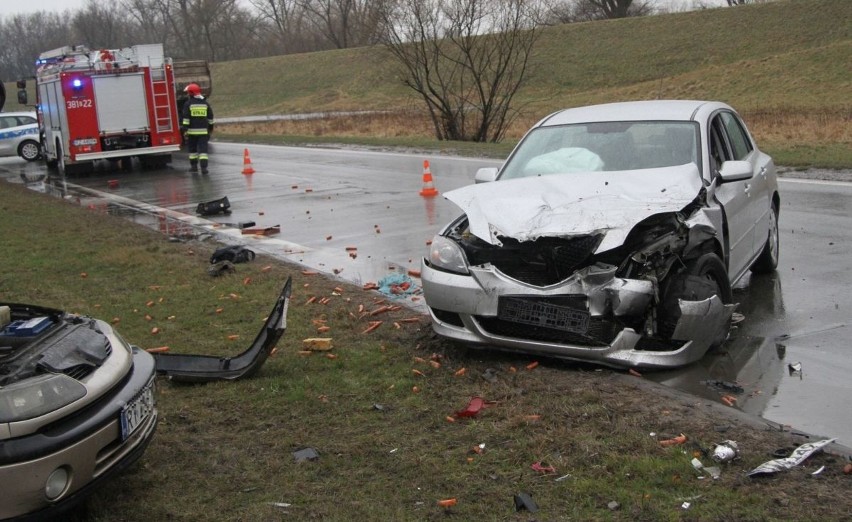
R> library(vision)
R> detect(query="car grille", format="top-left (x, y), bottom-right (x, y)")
top-left (475, 315), bottom-right (621, 347)
top-left (464, 234), bottom-right (604, 287)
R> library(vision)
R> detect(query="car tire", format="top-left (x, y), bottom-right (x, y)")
top-left (658, 252), bottom-right (732, 348)
top-left (750, 202), bottom-right (779, 274)
top-left (18, 140), bottom-right (41, 161)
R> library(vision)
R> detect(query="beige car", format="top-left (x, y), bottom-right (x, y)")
top-left (0, 302), bottom-right (157, 520)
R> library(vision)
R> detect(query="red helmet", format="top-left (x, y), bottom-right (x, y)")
top-left (184, 83), bottom-right (202, 96)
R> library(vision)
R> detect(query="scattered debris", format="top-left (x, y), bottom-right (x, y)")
top-left (514, 493), bottom-right (539, 513)
top-left (455, 397), bottom-right (485, 418)
top-left (607, 501), bottom-right (620, 511)
top-left (659, 433), bottom-right (687, 447)
top-left (377, 273), bottom-right (418, 297)
top-left (712, 441), bottom-right (740, 463)
top-left (292, 447), bottom-right (320, 462)
top-left (437, 498), bottom-right (457, 509)
top-left (302, 338), bottom-right (333, 351)
top-left (530, 461), bottom-right (556, 474)
top-left (207, 260), bottom-right (236, 277)
top-left (196, 196), bottom-right (231, 216)
top-left (702, 379), bottom-right (745, 394)
top-left (788, 362), bottom-right (803, 376)
top-left (152, 278), bottom-right (292, 382)
top-left (811, 465), bottom-right (826, 475)
top-left (481, 368), bottom-right (498, 383)
top-left (241, 224), bottom-right (281, 236)
top-left (748, 438), bottom-right (836, 477)
top-left (210, 245), bottom-right (256, 264)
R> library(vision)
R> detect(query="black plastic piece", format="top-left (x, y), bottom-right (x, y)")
top-left (196, 196), bottom-right (231, 216)
top-left (152, 277), bottom-right (291, 382)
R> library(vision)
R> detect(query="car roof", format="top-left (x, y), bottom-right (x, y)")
top-left (0, 111), bottom-right (37, 118)
top-left (539, 100), bottom-right (729, 127)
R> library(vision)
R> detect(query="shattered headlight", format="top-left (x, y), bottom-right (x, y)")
top-left (0, 374), bottom-right (87, 423)
top-left (428, 235), bottom-right (470, 275)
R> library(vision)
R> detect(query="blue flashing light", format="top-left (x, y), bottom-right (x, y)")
top-left (72, 78), bottom-right (83, 89)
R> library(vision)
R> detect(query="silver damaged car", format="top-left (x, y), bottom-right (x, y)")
top-left (421, 100), bottom-right (779, 369)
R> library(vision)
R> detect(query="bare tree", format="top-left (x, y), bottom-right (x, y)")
top-left (72, 0), bottom-right (132, 49)
top-left (378, 0), bottom-right (541, 143)
top-left (300, 0), bottom-right (386, 49)
top-left (0, 12), bottom-right (74, 79)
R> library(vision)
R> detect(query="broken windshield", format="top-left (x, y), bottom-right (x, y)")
top-left (499, 121), bottom-right (700, 180)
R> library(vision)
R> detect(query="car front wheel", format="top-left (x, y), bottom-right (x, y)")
top-left (18, 140), bottom-right (41, 161)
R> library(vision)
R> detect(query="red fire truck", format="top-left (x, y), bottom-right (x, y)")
top-left (25, 44), bottom-right (183, 174)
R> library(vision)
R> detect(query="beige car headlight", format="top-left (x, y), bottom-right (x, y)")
top-left (0, 374), bottom-right (86, 423)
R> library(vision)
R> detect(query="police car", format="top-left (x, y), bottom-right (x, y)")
top-left (0, 111), bottom-right (40, 161)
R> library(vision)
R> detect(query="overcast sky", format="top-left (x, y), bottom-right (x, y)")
top-left (1, 0), bottom-right (731, 19)
top-left (0, 0), bottom-right (87, 17)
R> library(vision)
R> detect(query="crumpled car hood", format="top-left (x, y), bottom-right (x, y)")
top-left (444, 163), bottom-right (704, 252)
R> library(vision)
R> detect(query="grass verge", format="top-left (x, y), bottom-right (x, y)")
top-left (1, 182), bottom-right (850, 520)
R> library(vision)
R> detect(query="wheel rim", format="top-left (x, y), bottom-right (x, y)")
top-left (20, 141), bottom-right (39, 161)
top-left (767, 208), bottom-right (779, 265)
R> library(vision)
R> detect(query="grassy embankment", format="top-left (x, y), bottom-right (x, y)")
top-left (206, 0), bottom-right (851, 168)
top-left (2, 179), bottom-right (851, 520)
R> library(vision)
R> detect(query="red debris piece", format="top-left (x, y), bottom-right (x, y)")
top-left (455, 396), bottom-right (485, 418)
top-left (531, 461), bottom-right (556, 474)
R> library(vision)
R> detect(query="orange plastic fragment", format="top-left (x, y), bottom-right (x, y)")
top-left (146, 346), bottom-right (170, 353)
top-left (526, 361), bottom-right (539, 370)
top-left (659, 433), bottom-right (687, 447)
top-left (363, 282), bottom-right (378, 290)
top-left (302, 270), bottom-right (319, 276)
top-left (317, 326), bottom-right (331, 333)
top-left (454, 367), bottom-right (467, 377)
top-left (227, 334), bottom-right (239, 341)
top-left (80, 272), bottom-right (88, 278)
top-left (150, 327), bottom-right (160, 335)
top-left (261, 265), bottom-right (272, 272)
top-left (216, 308), bottom-right (224, 314)
top-left (437, 499), bottom-right (457, 508)
top-left (407, 269), bottom-right (421, 278)
top-left (325, 353), bottom-right (338, 359)
top-left (445, 416), bottom-right (456, 423)
top-left (243, 277), bottom-right (252, 285)
top-left (412, 386), bottom-right (420, 393)
top-left (629, 368), bottom-right (643, 377)
top-left (429, 360), bottom-right (441, 369)
top-left (412, 369), bottom-right (426, 377)
top-left (305, 296), bottom-right (317, 305)
top-left (146, 300), bottom-right (155, 307)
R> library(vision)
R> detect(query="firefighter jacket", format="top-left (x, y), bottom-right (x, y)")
top-left (181, 95), bottom-right (214, 136)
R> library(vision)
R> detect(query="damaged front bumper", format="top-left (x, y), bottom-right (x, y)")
top-left (421, 262), bottom-right (733, 369)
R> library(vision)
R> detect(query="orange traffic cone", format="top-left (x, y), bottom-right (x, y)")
top-left (419, 160), bottom-right (438, 197)
top-left (241, 148), bottom-right (255, 175)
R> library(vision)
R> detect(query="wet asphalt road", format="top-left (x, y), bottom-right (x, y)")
top-left (1, 143), bottom-right (850, 445)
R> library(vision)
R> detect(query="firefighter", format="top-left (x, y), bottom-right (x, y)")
top-left (180, 83), bottom-right (214, 174)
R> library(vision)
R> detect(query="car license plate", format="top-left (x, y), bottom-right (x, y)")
top-left (121, 381), bottom-right (155, 441)
top-left (498, 297), bottom-right (590, 334)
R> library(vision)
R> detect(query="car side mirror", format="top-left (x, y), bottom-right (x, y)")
top-left (718, 160), bottom-right (753, 183)
top-left (475, 167), bottom-right (498, 183)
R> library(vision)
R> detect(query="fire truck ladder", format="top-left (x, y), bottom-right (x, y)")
top-left (149, 63), bottom-right (175, 133)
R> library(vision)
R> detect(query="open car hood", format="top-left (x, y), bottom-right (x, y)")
top-left (444, 164), bottom-right (704, 252)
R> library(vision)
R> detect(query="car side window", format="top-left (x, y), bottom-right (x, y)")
top-left (708, 117), bottom-right (731, 174)
top-left (719, 112), bottom-right (753, 160)
top-left (0, 116), bottom-right (13, 130)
